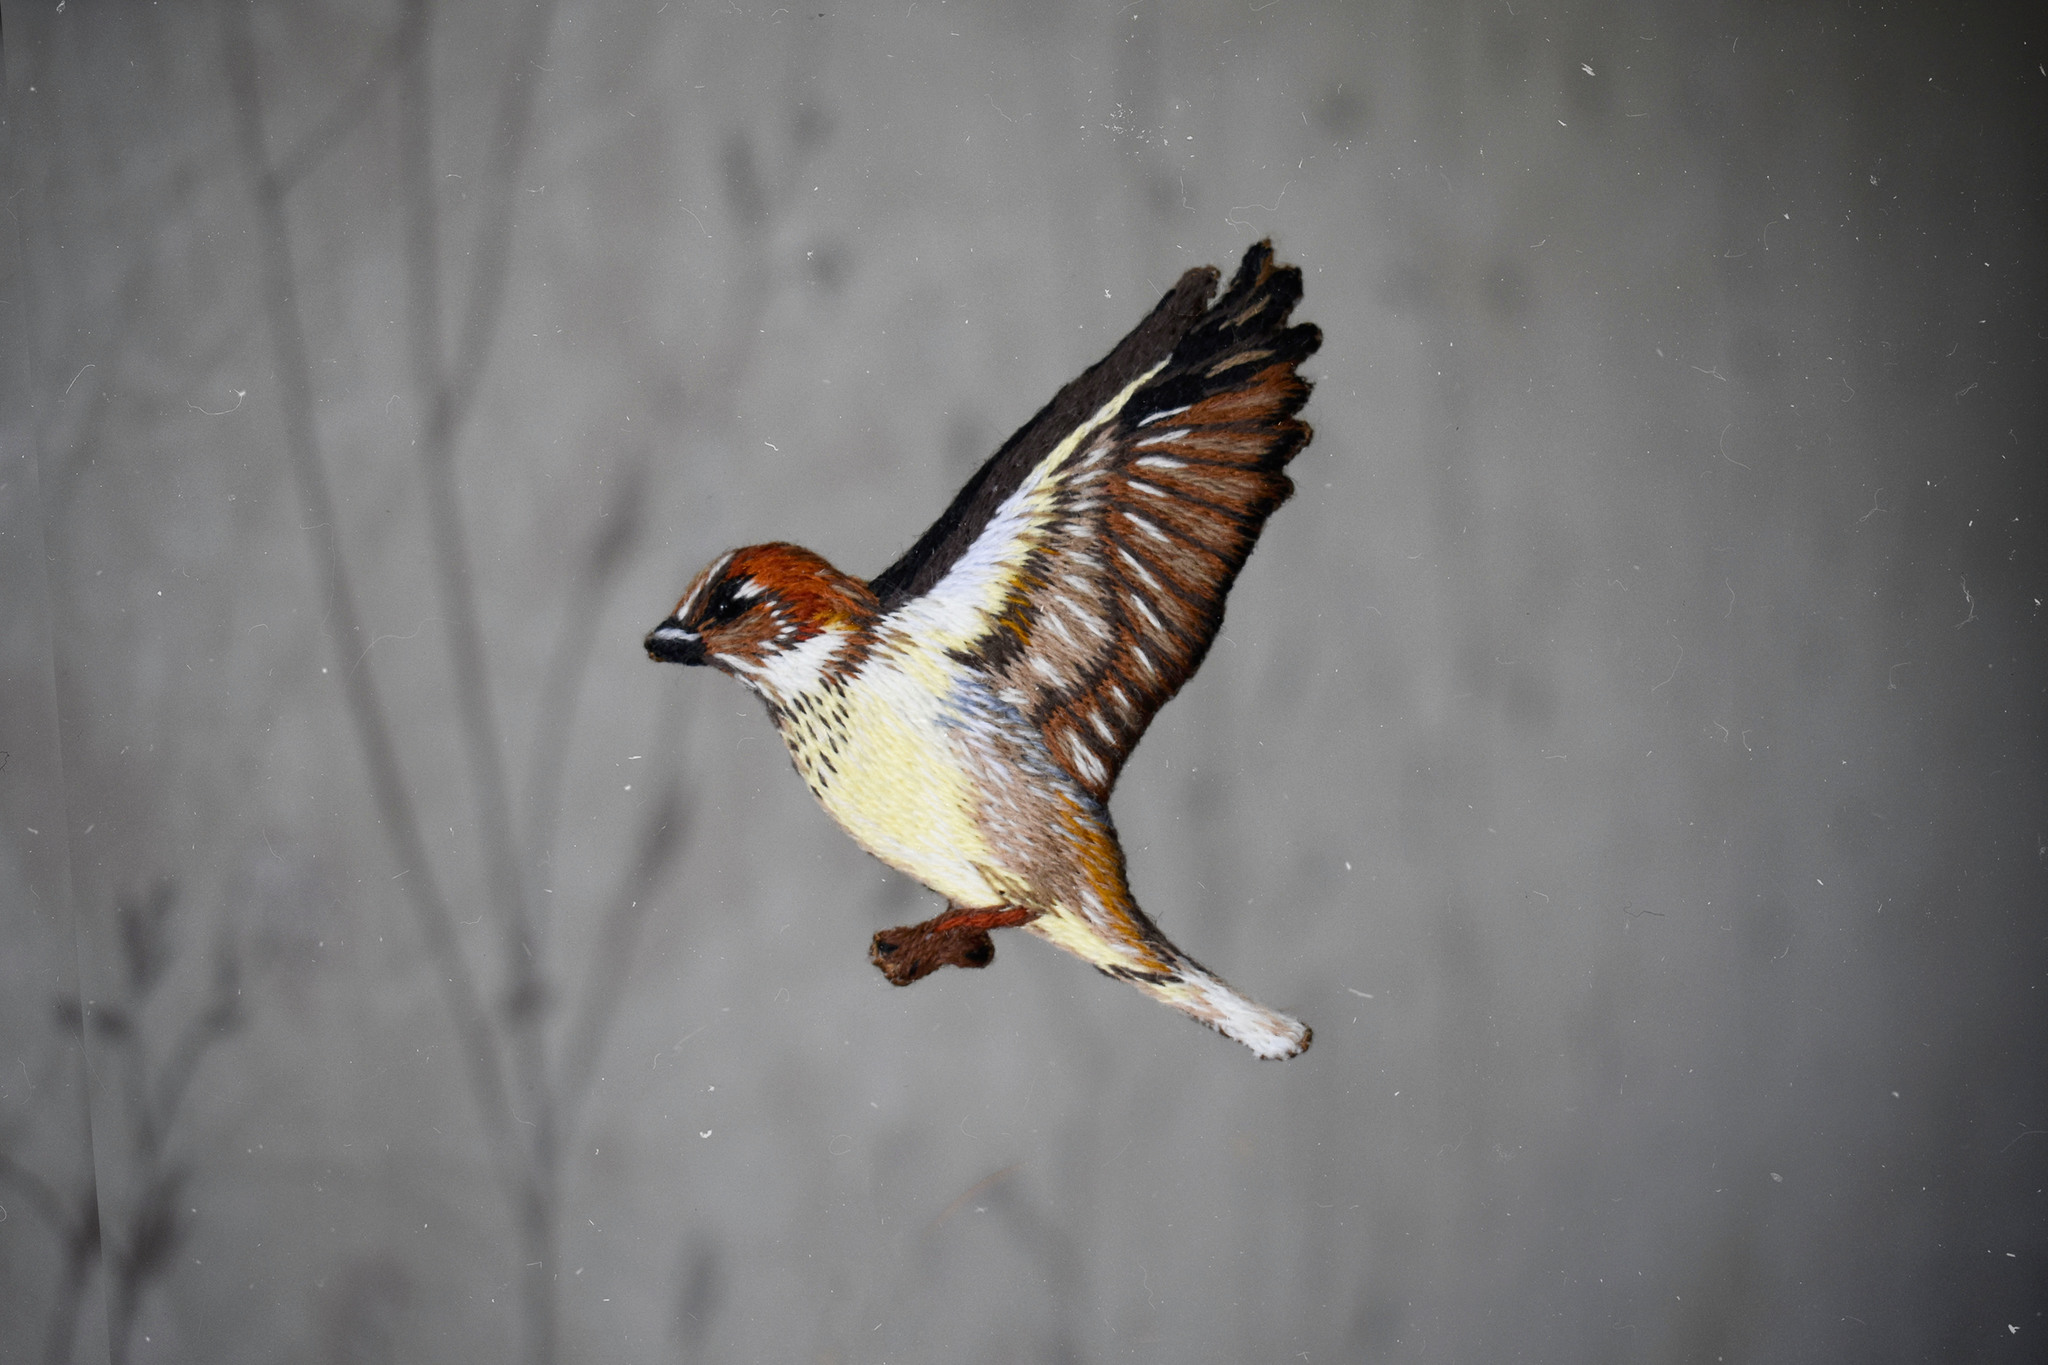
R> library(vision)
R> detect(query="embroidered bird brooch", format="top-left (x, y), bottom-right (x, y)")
top-left (647, 240), bottom-right (1320, 1058)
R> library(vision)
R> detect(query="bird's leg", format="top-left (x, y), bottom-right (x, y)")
top-left (869, 905), bottom-right (1041, 986)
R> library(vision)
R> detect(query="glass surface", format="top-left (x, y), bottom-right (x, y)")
top-left (3, 4), bottom-right (2041, 1362)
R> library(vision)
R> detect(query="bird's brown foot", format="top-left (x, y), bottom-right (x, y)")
top-left (869, 905), bottom-right (1041, 986)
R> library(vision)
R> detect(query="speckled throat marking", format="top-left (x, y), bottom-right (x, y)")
top-left (772, 674), bottom-right (854, 802)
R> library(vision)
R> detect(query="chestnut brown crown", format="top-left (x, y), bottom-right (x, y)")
top-left (644, 542), bottom-right (877, 677)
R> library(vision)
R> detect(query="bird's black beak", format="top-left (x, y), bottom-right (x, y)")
top-left (645, 620), bottom-right (707, 665)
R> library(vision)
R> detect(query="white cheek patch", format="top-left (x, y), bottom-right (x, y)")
top-left (759, 629), bottom-right (847, 698)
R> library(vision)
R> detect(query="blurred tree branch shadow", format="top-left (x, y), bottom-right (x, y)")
top-left (214, 1), bottom-right (812, 1359)
top-left (0, 882), bottom-right (244, 1365)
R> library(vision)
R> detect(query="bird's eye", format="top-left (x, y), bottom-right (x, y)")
top-left (701, 580), bottom-right (750, 625)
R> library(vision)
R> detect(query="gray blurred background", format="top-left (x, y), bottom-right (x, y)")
top-left (3, 2), bottom-right (2043, 1362)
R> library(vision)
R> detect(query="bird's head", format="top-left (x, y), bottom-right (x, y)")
top-left (645, 542), bottom-right (876, 699)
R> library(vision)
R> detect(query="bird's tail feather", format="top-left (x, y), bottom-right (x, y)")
top-left (1025, 904), bottom-right (1312, 1059)
top-left (1136, 963), bottom-right (1312, 1060)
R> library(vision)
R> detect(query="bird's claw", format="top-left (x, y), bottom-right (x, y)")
top-left (869, 905), bottom-right (1039, 986)
top-left (869, 923), bottom-right (996, 985)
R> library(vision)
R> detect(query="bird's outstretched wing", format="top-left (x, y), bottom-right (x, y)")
top-left (869, 241), bottom-right (1321, 801)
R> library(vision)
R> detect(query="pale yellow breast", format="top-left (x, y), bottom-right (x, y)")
top-left (776, 650), bottom-right (999, 907)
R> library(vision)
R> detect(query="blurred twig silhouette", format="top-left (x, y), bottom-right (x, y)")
top-left (0, 882), bottom-right (244, 1365)
top-left (0, 1041), bottom-right (98, 1365)
top-left (219, 3), bottom-right (811, 1360)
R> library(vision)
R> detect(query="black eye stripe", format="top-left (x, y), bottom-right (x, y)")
top-left (701, 578), bottom-right (752, 624)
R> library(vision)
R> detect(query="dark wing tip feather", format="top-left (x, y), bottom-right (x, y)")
top-left (1180, 241), bottom-right (1320, 374)
top-left (1211, 242), bottom-right (1307, 337)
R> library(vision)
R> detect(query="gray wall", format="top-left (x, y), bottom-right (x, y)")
top-left (3, 2), bottom-right (2042, 1362)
